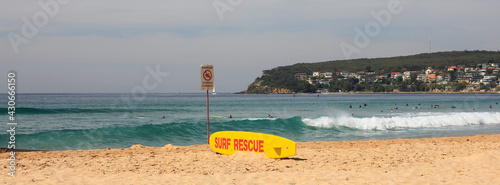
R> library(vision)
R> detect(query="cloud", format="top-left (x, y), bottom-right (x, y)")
top-left (1, 0), bottom-right (499, 93)
top-left (2, 30), bottom-right (345, 93)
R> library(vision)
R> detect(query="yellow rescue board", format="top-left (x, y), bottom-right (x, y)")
top-left (209, 131), bottom-right (296, 159)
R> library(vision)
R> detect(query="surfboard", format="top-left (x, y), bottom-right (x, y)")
top-left (211, 115), bottom-right (227, 119)
top-left (209, 131), bottom-right (296, 159)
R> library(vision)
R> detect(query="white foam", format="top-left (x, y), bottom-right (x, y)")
top-left (302, 112), bottom-right (500, 130)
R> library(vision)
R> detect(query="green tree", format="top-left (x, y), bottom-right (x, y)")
top-left (453, 82), bottom-right (467, 91)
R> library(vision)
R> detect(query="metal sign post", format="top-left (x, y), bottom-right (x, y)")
top-left (201, 65), bottom-right (214, 144)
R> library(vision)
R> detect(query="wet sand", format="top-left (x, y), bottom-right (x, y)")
top-left (1, 134), bottom-right (499, 184)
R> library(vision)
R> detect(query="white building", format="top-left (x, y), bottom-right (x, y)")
top-left (481, 76), bottom-right (497, 84)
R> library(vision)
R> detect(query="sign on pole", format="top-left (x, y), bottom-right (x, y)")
top-left (201, 65), bottom-right (214, 144)
top-left (201, 65), bottom-right (214, 91)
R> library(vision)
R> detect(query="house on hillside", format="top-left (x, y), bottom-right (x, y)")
top-left (464, 67), bottom-right (475, 72)
top-left (308, 78), bottom-right (319, 85)
top-left (425, 68), bottom-right (440, 74)
top-left (464, 73), bottom-right (482, 83)
top-left (349, 73), bottom-right (360, 79)
top-left (313, 72), bottom-right (321, 77)
top-left (324, 72), bottom-right (333, 78)
top-left (437, 73), bottom-right (451, 82)
top-left (426, 68), bottom-right (433, 74)
top-left (340, 71), bottom-right (349, 77)
top-left (391, 72), bottom-right (403, 79)
top-left (481, 76), bottom-right (497, 84)
top-left (403, 71), bottom-right (412, 81)
top-left (427, 74), bottom-right (436, 82)
top-left (417, 74), bottom-right (427, 81)
top-left (361, 76), bottom-right (375, 83)
top-left (319, 79), bottom-right (331, 86)
top-left (380, 73), bottom-right (390, 79)
top-left (479, 69), bottom-right (487, 76)
top-left (448, 66), bottom-right (459, 72)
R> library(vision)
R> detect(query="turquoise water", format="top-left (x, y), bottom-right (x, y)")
top-left (2, 93), bottom-right (500, 151)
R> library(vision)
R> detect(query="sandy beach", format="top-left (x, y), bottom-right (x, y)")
top-left (2, 134), bottom-right (499, 184)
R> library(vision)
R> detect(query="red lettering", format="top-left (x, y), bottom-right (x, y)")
top-left (243, 140), bottom-right (248, 151)
top-left (253, 140), bottom-right (259, 152)
top-left (248, 140), bottom-right (254, 152)
top-left (258, 140), bottom-right (264, 152)
top-left (234, 138), bottom-right (238, 151)
top-left (222, 138), bottom-right (265, 153)
top-left (215, 137), bottom-right (219, 149)
top-left (239, 139), bottom-right (243, 151)
top-left (220, 138), bottom-right (226, 148)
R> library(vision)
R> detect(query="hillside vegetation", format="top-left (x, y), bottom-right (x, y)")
top-left (244, 50), bottom-right (500, 94)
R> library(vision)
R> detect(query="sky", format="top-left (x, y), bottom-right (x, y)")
top-left (1, 0), bottom-right (499, 93)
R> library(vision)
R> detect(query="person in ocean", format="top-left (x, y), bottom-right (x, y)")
top-left (229, 115), bottom-right (233, 119)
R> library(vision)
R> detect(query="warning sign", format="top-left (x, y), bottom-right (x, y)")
top-left (201, 65), bottom-right (214, 91)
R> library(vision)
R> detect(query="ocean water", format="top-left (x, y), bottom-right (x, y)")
top-left (2, 93), bottom-right (500, 151)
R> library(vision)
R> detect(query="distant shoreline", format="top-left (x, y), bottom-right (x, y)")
top-left (326, 91), bottom-right (500, 95)
top-left (237, 91), bottom-right (500, 95)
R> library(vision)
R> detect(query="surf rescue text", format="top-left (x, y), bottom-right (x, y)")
top-left (214, 137), bottom-right (264, 152)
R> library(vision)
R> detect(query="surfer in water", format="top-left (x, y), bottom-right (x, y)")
top-left (229, 115), bottom-right (233, 119)
top-left (267, 114), bottom-right (277, 118)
